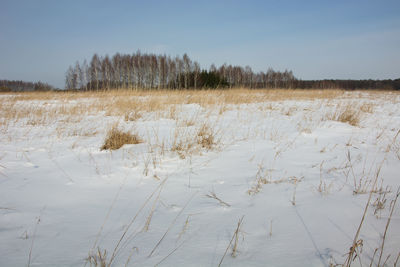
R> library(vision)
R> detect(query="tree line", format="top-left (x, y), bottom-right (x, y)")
top-left (65, 51), bottom-right (297, 90)
top-left (65, 52), bottom-right (400, 90)
top-left (292, 79), bottom-right (400, 90)
top-left (0, 80), bottom-right (54, 92)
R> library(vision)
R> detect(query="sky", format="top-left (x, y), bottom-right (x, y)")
top-left (0, 0), bottom-right (400, 88)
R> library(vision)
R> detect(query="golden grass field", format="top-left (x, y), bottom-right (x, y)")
top-left (1, 88), bottom-right (398, 128)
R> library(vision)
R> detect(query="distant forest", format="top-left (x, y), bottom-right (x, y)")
top-left (65, 52), bottom-right (400, 91)
top-left (0, 80), bottom-right (54, 92)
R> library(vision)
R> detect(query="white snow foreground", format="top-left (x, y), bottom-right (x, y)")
top-left (0, 90), bottom-right (399, 267)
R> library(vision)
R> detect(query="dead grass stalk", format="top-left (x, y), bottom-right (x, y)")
top-left (205, 190), bottom-right (231, 207)
top-left (218, 216), bottom-right (245, 267)
top-left (344, 163), bottom-right (383, 267)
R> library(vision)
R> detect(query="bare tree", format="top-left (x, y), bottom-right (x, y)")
top-left (65, 66), bottom-right (74, 90)
top-left (193, 62), bottom-right (200, 89)
top-left (90, 54), bottom-right (101, 90)
top-left (81, 59), bottom-right (89, 91)
top-left (183, 53), bottom-right (191, 89)
top-left (176, 56), bottom-right (184, 89)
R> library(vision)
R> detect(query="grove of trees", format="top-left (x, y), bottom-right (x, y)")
top-left (65, 51), bottom-right (296, 90)
top-left (65, 51), bottom-right (399, 91)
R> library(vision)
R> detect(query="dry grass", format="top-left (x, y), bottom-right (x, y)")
top-left (317, 161), bottom-right (333, 195)
top-left (345, 151), bottom-right (388, 195)
top-left (341, 186), bottom-right (400, 267)
top-left (87, 248), bottom-right (108, 267)
top-left (372, 186), bottom-right (390, 218)
top-left (196, 123), bottom-right (217, 150)
top-left (331, 103), bottom-right (361, 126)
top-left (218, 216), bottom-right (245, 267)
top-left (171, 122), bottom-right (219, 159)
top-left (375, 187), bottom-right (400, 267)
top-left (205, 190), bottom-right (231, 207)
top-left (0, 89), bottom-right (343, 117)
top-left (27, 214), bottom-right (42, 267)
top-left (247, 163), bottom-right (269, 195)
top-left (101, 126), bottom-right (142, 150)
top-left (124, 109), bottom-right (141, 121)
top-left (89, 179), bottom-right (168, 267)
top-left (386, 130), bottom-right (400, 160)
top-left (360, 102), bottom-right (374, 113)
top-left (342, 159), bottom-right (387, 267)
top-left (148, 193), bottom-right (196, 257)
top-left (248, 161), bottom-right (304, 195)
top-left (1, 89), bottom-right (397, 136)
top-left (171, 127), bottom-right (195, 159)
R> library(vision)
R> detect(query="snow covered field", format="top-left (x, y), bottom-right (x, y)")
top-left (0, 89), bottom-right (399, 267)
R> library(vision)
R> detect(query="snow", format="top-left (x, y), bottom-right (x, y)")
top-left (0, 91), bottom-right (399, 266)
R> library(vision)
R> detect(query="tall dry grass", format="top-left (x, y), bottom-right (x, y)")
top-left (1, 89), bottom-right (396, 133)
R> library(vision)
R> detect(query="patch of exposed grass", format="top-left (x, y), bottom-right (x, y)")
top-left (329, 103), bottom-right (361, 126)
top-left (196, 123), bottom-right (216, 150)
top-left (171, 122), bottom-right (218, 159)
top-left (101, 126), bottom-right (142, 150)
top-left (338, 108), bottom-right (360, 126)
top-left (360, 102), bottom-right (374, 113)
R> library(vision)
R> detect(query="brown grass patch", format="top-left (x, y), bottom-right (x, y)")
top-left (196, 123), bottom-right (216, 150)
top-left (330, 103), bottom-right (361, 126)
top-left (338, 107), bottom-right (360, 126)
top-left (360, 102), bottom-right (374, 113)
top-left (101, 126), bottom-right (142, 150)
top-left (170, 122), bottom-right (219, 158)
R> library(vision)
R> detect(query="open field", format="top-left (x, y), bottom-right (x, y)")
top-left (0, 89), bottom-right (399, 266)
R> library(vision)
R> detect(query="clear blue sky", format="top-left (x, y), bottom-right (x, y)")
top-left (1, 0), bottom-right (399, 88)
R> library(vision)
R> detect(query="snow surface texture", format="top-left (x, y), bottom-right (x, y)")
top-left (0, 90), bottom-right (399, 267)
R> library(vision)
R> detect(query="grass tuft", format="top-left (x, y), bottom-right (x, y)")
top-left (336, 104), bottom-right (361, 126)
top-left (87, 248), bottom-right (108, 267)
top-left (101, 126), bottom-right (142, 150)
top-left (197, 123), bottom-right (216, 150)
